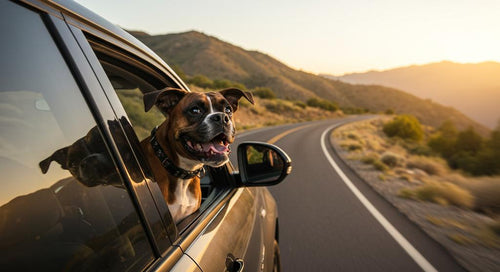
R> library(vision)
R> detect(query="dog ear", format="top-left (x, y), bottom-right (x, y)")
top-left (39, 146), bottom-right (69, 174)
top-left (219, 88), bottom-right (254, 112)
top-left (144, 87), bottom-right (189, 114)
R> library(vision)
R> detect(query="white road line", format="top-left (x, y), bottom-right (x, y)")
top-left (321, 123), bottom-right (438, 272)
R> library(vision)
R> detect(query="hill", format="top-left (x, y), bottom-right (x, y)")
top-left (129, 30), bottom-right (489, 135)
top-left (328, 61), bottom-right (500, 128)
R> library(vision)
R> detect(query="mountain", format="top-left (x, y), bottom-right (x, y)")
top-left (130, 31), bottom-right (489, 135)
top-left (328, 61), bottom-right (500, 129)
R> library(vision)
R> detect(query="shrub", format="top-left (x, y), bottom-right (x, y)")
top-left (253, 87), bottom-right (276, 99)
top-left (459, 176), bottom-right (500, 214)
top-left (490, 219), bottom-right (500, 236)
top-left (187, 74), bottom-right (213, 88)
top-left (373, 159), bottom-right (389, 172)
top-left (361, 153), bottom-right (379, 164)
top-left (398, 181), bottom-right (474, 208)
top-left (384, 108), bottom-right (395, 115)
top-left (264, 100), bottom-right (295, 114)
top-left (347, 143), bottom-right (363, 151)
top-left (380, 152), bottom-right (405, 168)
top-left (383, 115), bottom-right (424, 141)
top-left (212, 79), bottom-right (246, 90)
top-left (406, 156), bottom-right (448, 176)
top-left (293, 100), bottom-right (307, 109)
top-left (306, 97), bottom-right (338, 112)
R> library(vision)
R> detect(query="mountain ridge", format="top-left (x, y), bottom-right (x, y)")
top-left (129, 30), bottom-right (489, 135)
top-left (326, 61), bottom-right (500, 128)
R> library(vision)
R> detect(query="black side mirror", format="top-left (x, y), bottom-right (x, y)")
top-left (237, 141), bottom-right (292, 187)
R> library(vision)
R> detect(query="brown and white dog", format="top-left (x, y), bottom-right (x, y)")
top-left (140, 87), bottom-right (254, 223)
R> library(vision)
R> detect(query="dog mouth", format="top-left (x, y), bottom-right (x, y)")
top-left (183, 133), bottom-right (231, 159)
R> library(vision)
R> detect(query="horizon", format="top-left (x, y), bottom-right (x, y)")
top-left (76, 0), bottom-right (500, 75)
top-left (129, 29), bottom-right (500, 76)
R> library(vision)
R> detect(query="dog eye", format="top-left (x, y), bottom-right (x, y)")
top-left (225, 106), bottom-right (232, 114)
top-left (190, 106), bottom-right (201, 115)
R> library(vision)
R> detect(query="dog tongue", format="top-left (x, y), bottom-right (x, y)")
top-left (201, 142), bottom-right (229, 154)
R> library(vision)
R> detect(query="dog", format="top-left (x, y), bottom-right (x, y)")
top-left (39, 125), bottom-right (122, 188)
top-left (140, 87), bottom-right (254, 223)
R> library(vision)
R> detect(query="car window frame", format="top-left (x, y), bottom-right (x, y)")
top-left (52, 3), bottom-right (245, 262)
top-left (31, 2), bottom-right (172, 263)
top-left (1, 1), bottom-right (175, 270)
top-left (77, 32), bottom-right (241, 231)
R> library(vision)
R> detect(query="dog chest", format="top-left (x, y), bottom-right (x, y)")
top-left (168, 178), bottom-right (199, 223)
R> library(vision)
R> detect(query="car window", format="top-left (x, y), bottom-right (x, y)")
top-left (85, 50), bottom-right (222, 213)
top-left (0, 2), bottom-right (154, 271)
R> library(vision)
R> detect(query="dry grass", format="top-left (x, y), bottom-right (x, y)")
top-left (380, 151), bottom-right (405, 168)
top-left (406, 155), bottom-right (448, 176)
top-left (426, 216), bottom-right (468, 230)
top-left (448, 233), bottom-right (475, 246)
top-left (234, 97), bottom-right (342, 131)
top-left (398, 181), bottom-right (474, 208)
top-left (455, 176), bottom-right (500, 215)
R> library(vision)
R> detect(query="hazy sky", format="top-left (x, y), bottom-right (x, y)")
top-left (76, 0), bottom-right (500, 75)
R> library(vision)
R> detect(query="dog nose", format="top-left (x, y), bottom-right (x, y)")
top-left (210, 113), bottom-right (230, 124)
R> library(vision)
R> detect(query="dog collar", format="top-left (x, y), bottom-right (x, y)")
top-left (150, 126), bottom-right (205, 179)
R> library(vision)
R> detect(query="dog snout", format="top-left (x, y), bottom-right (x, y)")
top-left (209, 113), bottom-right (230, 124)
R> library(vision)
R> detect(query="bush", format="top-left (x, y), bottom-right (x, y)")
top-left (384, 108), bottom-right (395, 115)
top-left (459, 176), bottom-right (500, 214)
top-left (361, 154), bottom-right (378, 164)
top-left (306, 97), bottom-right (338, 112)
top-left (380, 152), bottom-right (405, 168)
top-left (264, 100), bottom-right (295, 114)
top-left (293, 100), bottom-right (307, 109)
top-left (490, 219), bottom-right (500, 236)
top-left (186, 74), bottom-right (213, 88)
top-left (373, 159), bottom-right (389, 172)
top-left (253, 87), bottom-right (276, 99)
top-left (212, 79), bottom-right (246, 90)
top-left (406, 156), bottom-right (448, 176)
top-left (383, 114), bottom-right (424, 141)
top-left (398, 181), bottom-right (474, 208)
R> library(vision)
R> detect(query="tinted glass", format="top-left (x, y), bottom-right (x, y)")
top-left (0, 2), bottom-right (153, 271)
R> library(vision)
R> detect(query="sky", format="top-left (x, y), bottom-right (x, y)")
top-left (76, 0), bottom-right (500, 75)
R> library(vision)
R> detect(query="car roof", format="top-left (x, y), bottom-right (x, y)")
top-left (26, 0), bottom-right (189, 91)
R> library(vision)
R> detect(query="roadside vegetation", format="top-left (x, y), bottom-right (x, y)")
top-left (332, 115), bottom-right (500, 252)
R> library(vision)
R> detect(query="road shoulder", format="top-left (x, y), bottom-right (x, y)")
top-left (329, 118), bottom-right (500, 272)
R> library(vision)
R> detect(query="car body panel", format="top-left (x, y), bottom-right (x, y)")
top-left (2, 1), bottom-right (284, 271)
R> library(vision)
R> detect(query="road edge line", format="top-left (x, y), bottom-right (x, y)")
top-left (321, 123), bottom-right (438, 272)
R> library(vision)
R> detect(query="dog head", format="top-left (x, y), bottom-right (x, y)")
top-left (39, 126), bottom-right (121, 187)
top-left (144, 87), bottom-right (254, 167)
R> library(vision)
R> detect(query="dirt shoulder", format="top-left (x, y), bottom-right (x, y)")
top-left (330, 117), bottom-right (500, 272)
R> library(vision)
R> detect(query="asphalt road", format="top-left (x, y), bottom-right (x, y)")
top-left (231, 117), bottom-right (466, 272)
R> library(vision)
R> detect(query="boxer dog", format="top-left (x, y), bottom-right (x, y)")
top-left (141, 87), bottom-right (254, 223)
top-left (39, 125), bottom-right (122, 188)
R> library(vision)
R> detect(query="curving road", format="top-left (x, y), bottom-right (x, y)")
top-left (231, 117), bottom-right (465, 272)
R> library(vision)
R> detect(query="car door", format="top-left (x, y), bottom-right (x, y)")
top-left (50, 4), bottom-right (278, 271)
top-left (4, 1), bottom-right (203, 271)
top-left (0, 2), bottom-right (159, 271)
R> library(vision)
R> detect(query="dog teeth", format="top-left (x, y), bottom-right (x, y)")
top-left (196, 143), bottom-right (202, 151)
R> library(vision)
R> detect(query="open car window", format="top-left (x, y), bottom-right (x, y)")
top-left (85, 44), bottom-right (225, 225)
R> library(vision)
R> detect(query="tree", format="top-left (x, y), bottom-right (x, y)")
top-left (428, 120), bottom-right (458, 158)
top-left (455, 127), bottom-right (483, 155)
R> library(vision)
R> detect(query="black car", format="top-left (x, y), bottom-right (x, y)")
top-left (0, 0), bottom-right (291, 271)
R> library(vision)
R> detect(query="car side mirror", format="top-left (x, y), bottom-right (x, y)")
top-left (237, 141), bottom-right (292, 187)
